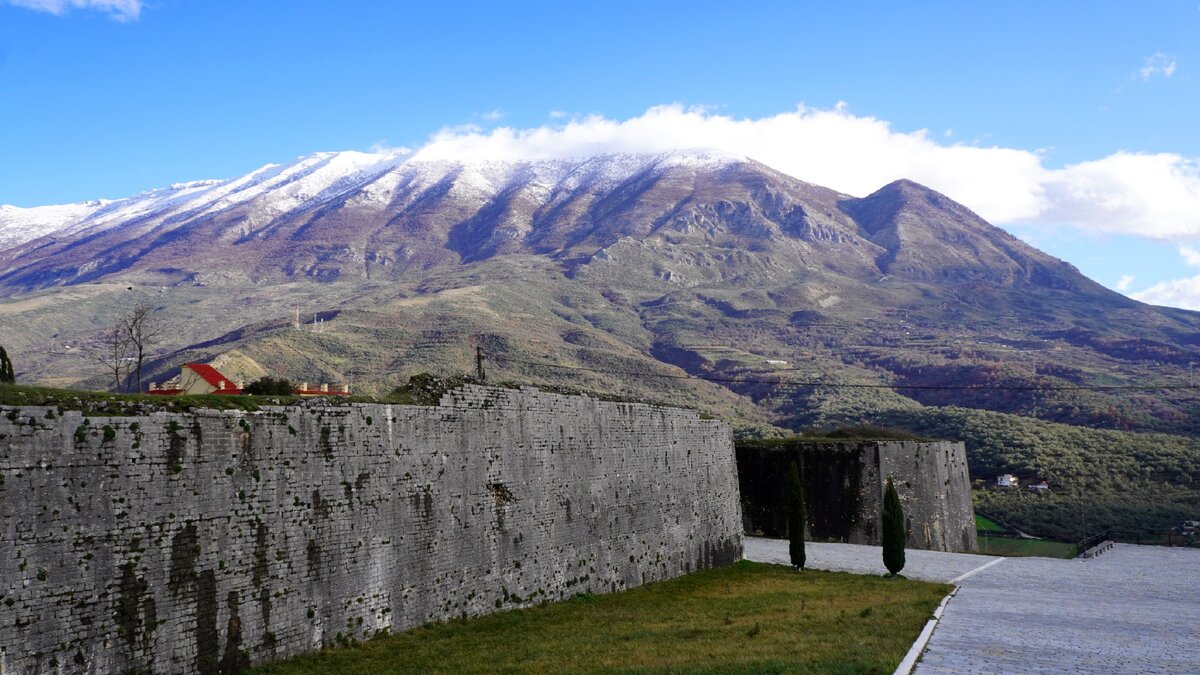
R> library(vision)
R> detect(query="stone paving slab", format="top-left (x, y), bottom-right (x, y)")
top-left (916, 544), bottom-right (1200, 674)
top-left (744, 536), bottom-right (1000, 582)
top-left (744, 538), bottom-right (1200, 674)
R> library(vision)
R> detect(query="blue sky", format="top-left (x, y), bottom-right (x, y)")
top-left (2, 1), bottom-right (1199, 306)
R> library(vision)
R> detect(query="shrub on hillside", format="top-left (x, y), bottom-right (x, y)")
top-left (243, 377), bottom-right (294, 395)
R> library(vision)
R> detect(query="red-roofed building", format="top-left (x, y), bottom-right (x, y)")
top-left (149, 364), bottom-right (351, 397)
top-left (148, 363), bottom-right (243, 395)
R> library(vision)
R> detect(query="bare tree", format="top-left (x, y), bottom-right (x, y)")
top-left (86, 301), bottom-right (162, 393)
top-left (124, 301), bottom-right (163, 394)
top-left (89, 320), bottom-right (133, 392)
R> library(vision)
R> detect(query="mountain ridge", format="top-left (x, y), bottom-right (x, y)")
top-left (0, 150), bottom-right (1193, 434)
top-left (0, 151), bottom-right (1099, 300)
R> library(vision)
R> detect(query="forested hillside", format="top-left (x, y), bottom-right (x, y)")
top-left (867, 407), bottom-right (1200, 539)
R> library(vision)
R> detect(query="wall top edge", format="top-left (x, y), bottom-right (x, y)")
top-left (0, 385), bottom-right (726, 426)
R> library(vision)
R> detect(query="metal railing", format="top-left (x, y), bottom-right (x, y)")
top-left (1108, 530), bottom-right (1199, 548)
top-left (1076, 530), bottom-right (1110, 557)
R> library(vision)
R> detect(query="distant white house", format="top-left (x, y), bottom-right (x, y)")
top-left (996, 474), bottom-right (1019, 488)
top-left (149, 362), bottom-right (243, 395)
top-left (1027, 481), bottom-right (1050, 492)
top-left (149, 362), bottom-right (350, 397)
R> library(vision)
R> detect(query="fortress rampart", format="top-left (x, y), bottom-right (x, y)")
top-left (0, 386), bottom-right (742, 674)
top-left (737, 440), bottom-right (977, 553)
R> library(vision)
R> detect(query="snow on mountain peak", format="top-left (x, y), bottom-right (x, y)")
top-left (0, 149), bottom-right (751, 251)
top-left (0, 201), bottom-right (107, 250)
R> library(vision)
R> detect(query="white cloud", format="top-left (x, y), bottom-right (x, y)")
top-left (407, 104), bottom-right (1200, 239)
top-left (1181, 245), bottom-right (1200, 267)
top-left (1115, 274), bottom-right (1135, 291)
top-left (369, 141), bottom-right (411, 155)
top-left (1104, 242), bottom-right (1200, 306)
top-left (1138, 51), bottom-right (1178, 80)
top-left (1034, 152), bottom-right (1200, 238)
top-left (1129, 248), bottom-right (1200, 309)
top-left (481, 109), bottom-right (505, 122)
top-left (3, 0), bottom-right (140, 20)
top-left (1132, 277), bottom-right (1200, 310)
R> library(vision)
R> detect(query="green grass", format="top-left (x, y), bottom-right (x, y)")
top-left (0, 381), bottom-right (420, 415)
top-left (974, 513), bottom-right (1007, 533)
top-left (976, 535), bottom-right (1077, 559)
top-left (250, 561), bottom-right (950, 674)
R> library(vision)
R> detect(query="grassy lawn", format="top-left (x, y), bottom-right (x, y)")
top-left (250, 561), bottom-right (950, 674)
top-left (974, 513), bottom-right (1007, 533)
top-left (976, 536), bottom-right (1077, 559)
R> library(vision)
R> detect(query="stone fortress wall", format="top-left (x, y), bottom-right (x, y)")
top-left (737, 440), bottom-right (977, 553)
top-left (0, 386), bottom-right (742, 674)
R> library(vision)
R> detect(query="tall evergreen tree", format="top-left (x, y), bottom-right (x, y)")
top-left (882, 477), bottom-right (906, 576)
top-left (0, 345), bottom-right (13, 384)
top-left (786, 459), bottom-right (806, 569)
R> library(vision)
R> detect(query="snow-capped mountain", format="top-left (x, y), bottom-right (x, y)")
top-left (0, 146), bottom-right (1100, 297)
top-left (3, 144), bottom-right (1199, 450)
top-left (0, 149), bottom-right (744, 251)
top-left (4, 149), bottom-right (817, 287)
top-left (0, 151), bottom-right (409, 249)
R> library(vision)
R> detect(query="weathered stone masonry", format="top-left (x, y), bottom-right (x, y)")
top-left (0, 386), bottom-right (742, 674)
top-left (737, 440), bottom-right (977, 553)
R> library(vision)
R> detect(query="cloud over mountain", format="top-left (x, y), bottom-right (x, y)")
top-left (410, 105), bottom-right (1200, 241)
top-left (1133, 246), bottom-right (1200, 309)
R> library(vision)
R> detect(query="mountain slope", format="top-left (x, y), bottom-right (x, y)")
top-left (0, 150), bottom-right (1196, 427)
top-left (841, 179), bottom-right (1105, 292)
top-left (2, 151), bottom-right (1085, 292)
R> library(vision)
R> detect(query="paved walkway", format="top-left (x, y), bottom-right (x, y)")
top-left (744, 538), bottom-right (1200, 674)
top-left (744, 537), bottom-right (1000, 583)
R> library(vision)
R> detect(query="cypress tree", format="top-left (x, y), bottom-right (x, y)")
top-left (786, 459), bottom-right (806, 569)
top-left (882, 477), bottom-right (906, 576)
top-left (0, 346), bottom-right (13, 384)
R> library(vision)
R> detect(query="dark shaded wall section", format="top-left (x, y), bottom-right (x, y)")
top-left (737, 439), bottom-right (976, 553)
top-left (0, 386), bottom-right (742, 674)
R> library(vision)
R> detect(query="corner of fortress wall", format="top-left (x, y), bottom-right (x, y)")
top-left (736, 440), bottom-right (976, 553)
top-left (873, 441), bottom-right (977, 553)
top-left (0, 387), bottom-right (742, 674)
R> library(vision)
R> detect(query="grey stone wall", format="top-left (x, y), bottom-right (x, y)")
top-left (0, 386), bottom-right (742, 674)
top-left (737, 440), bottom-right (976, 553)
